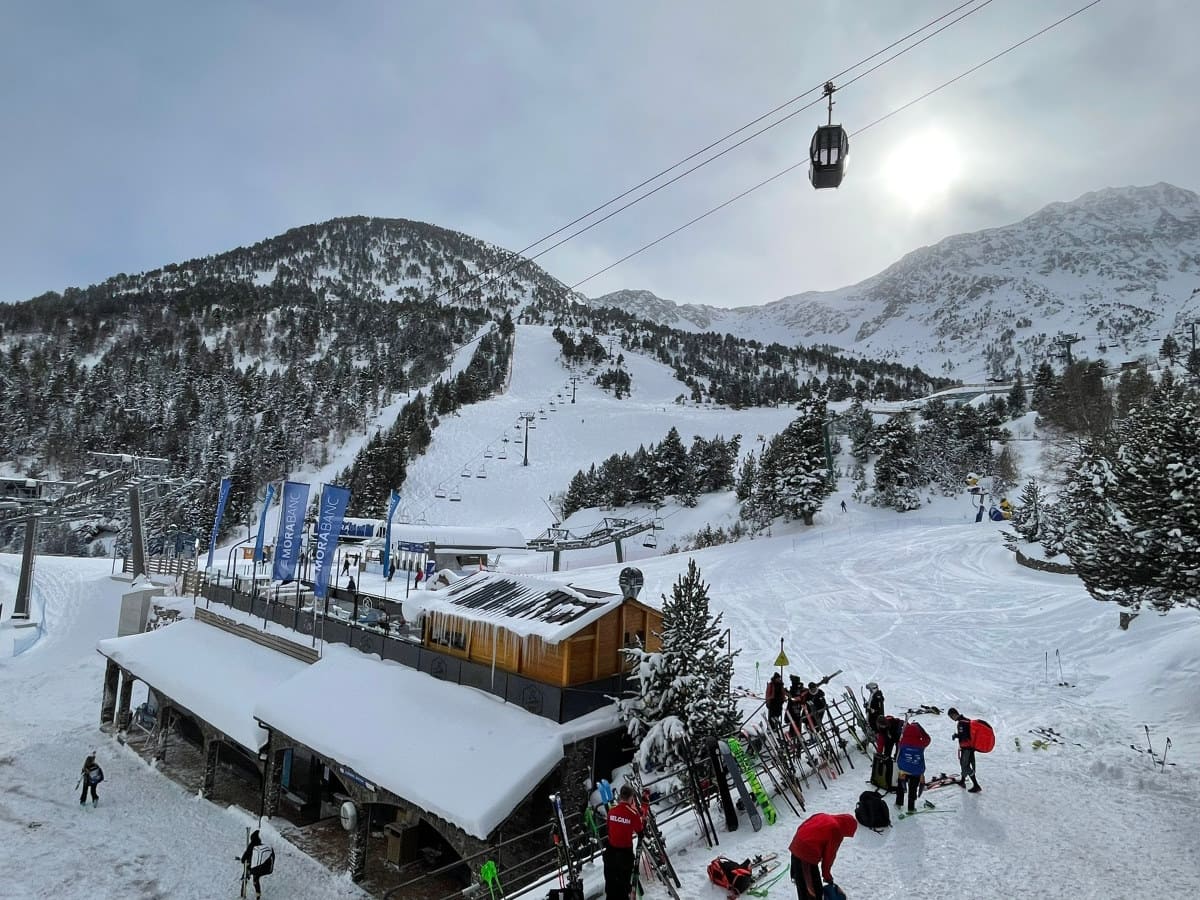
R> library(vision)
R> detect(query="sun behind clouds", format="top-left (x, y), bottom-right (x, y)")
top-left (880, 127), bottom-right (964, 213)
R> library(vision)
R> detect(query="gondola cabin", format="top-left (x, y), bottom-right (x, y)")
top-left (809, 124), bottom-right (849, 189)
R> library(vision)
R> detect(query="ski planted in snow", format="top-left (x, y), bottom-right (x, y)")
top-left (706, 735), bottom-right (740, 832)
top-left (718, 739), bottom-right (763, 831)
top-left (549, 792), bottom-right (582, 892)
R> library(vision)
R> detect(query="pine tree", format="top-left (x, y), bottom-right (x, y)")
top-left (618, 559), bottom-right (739, 770)
top-left (1007, 370), bottom-right (1027, 416)
top-left (872, 413), bottom-right (922, 511)
top-left (1030, 362), bottom-right (1056, 410)
top-left (1010, 478), bottom-right (1044, 544)
top-left (1159, 334), bottom-right (1180, 365)
top-left (845, 399), bottom-right (874, 464)
top-left (766, 397), bottom-right (832, 525)
top-left (654, 426), bottom-right (693, 506)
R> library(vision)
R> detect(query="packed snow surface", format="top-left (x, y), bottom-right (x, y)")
top-left (2, 324), bottom-right (1198, 898)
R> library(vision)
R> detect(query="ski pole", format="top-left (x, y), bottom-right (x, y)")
top-left (1144, 724), bottom-right (1153, 755)
top-left (1160, 738), bottom-right (1171, 771)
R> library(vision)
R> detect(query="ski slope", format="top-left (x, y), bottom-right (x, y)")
top-left (2, 323), bottom-right (1198, 898)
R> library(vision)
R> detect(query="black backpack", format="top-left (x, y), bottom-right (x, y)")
top-left (855, 790), bottom-right (891, 831)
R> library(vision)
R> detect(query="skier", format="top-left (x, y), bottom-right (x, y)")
top-left (341, 558), bottom-right (350, 577)
top-left (346, 575), bottom-right (356, 595)
top-left (865, 682), bottom-right (885, 732)
top-left (387, 559), bottom-right (396, 581)
top-left (603, 784), bottom-right (643, 900)
top-left (948, 708), bottom-right (982, 792)
top-left (840, 500), bottom-right (847, 513)
top-left (765, 672), bottom-right (786, 730)
top-left (895, 720), bottom-right (931, 812)
top-left (785, 676), bottom-right (812, 741)
top-left (238, 829), bottom-right (272, 898)
top-left (788, 812), bottom-right (858, 900)
top-left (414, 566), bottom-right (424, 587)
top-left (78, 753), bottom-right (102, 807)
top-left (806, 682), bottom-right (828, 729)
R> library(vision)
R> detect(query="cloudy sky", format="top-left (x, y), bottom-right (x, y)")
top-left (1, 0), bottom-right (1196, 307)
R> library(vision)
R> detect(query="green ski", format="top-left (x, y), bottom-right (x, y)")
top-left (725, 738), bottom-right (777, 825)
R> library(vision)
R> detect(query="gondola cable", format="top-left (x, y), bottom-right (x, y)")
top-left (567, 0), bottom-right (1106, 292)
top-left (423, 0), bottom-right (1001, 305)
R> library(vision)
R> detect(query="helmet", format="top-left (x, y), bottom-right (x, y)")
top-left (865, 681), bottom-right (878, 691)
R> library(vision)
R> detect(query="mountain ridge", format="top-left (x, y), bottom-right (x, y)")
top-left (586, 183), bottom-right (1200, 378)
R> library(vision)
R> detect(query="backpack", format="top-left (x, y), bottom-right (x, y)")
top-left (250, 844), bottom-right (275, 876)
top-left (707, 856), bottom-right (754, 895)
top-left (969, 719), bottom-right (996, 753)
top-left (870, 754), bottom-right (893, 790)
top-left (855, 790), bottom-right (890, 831)
top-left (88, 766), bottom-right (104, 786)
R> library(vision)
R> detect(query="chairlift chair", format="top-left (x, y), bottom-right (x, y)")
top-left (642, 530), bottom-right (658, 549)
top-left (484, 446), bottom-right (494, 459)
top-left (461, 467), bottom-right (472, 478)
top-left (809, 82), bottom-right (849, 190)
top-left (434, 484), bottom-right (447, 499)
top-left (449, 488), bottom-right (462, 502)
top-left (498, 448), bottom-right (508, 460)
top-left (476, 464), bottom-right (487, 479)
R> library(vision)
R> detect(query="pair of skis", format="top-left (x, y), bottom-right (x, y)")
top-left (677, 736), bottom-right (720, 848)
top-left (549, 792), bottom-right (583, 896)
top-left (743, 722), bottom-right (806, 815)
top-left (723, 853), bottom-right (782, 899)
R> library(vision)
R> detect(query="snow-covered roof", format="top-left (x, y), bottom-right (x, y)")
top-left (97, 619), bottom-right (309, 751)
top-left (253, 651), bottom-right (566, 839)
top-left (416, 571), bottom-right (621, 643)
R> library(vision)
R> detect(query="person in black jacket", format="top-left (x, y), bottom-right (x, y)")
top-left (948, 708), bottom-right (982, 792)
top-left (865, 682), bottom-right (885, 732)
top-left (238, 830), bottom-right (269, 898)
top-left (765, 672), bottom-right (786, 730)
top-left (79, 754), bottom-right (101, 807)
top-left (875, 715), bottom-right (903, 760)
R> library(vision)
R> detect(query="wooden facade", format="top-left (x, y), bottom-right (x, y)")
top-left (420, 598), bottom-right (663, 690)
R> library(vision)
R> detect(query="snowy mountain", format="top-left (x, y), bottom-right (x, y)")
top-left (100, 215), bottom-right (570, 309)
top-left (585, 183), bottom-right (1200, 379)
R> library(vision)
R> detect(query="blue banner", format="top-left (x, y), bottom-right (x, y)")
top-left (205, 476), bottom-right (232, 570)
top-left (381, 490), bottom-right (401, 576)
top-left (272, 481), bottom-right (311, 582)
top-left (312, 484), bottom-right (352, 600)
top-left (252, 482), bottom-right (276, 564)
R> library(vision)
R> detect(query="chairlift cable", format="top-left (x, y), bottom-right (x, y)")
top-left (567, 0), bottom-right (1104, 292)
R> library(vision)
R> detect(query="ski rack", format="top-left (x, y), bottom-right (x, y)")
top-left (626, 761), bottom-right (682, 899)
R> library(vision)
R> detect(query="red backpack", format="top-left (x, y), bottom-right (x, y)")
top-left (708, 857), bottom-right (753, 895)
top-left (969, 719), bottom-right (996, 753)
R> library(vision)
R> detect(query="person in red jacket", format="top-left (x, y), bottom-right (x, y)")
top-left (603, 784), bottom-right (644, 900)
top-left (895, 720), bottom-right (932, 812)
top-left (788, 812), bottom-right (858, 900)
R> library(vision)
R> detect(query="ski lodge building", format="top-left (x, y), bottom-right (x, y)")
top-left (95, 570), bottom-right (665, 892)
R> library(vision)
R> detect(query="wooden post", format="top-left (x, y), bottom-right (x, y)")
top-left (101, 659), bottom-right (120, 725)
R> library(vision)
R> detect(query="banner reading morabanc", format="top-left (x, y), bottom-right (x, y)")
top-left (205, 476), bottom-right (232, 571)
top-left (381, 489), bottom-right (401, 577)
top-left (272, 481), bottom-right (311, 582)
top-left (312, 484), bottom-right (351, 600)
top-left (252, 482), bottom-right (276, 564)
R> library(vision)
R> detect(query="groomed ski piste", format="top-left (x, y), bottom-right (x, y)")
top-left (1, 324), bottom-right (1198, 899)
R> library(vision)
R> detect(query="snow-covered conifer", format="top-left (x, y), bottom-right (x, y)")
top-left (618, 559), bottom-right (738, 770)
